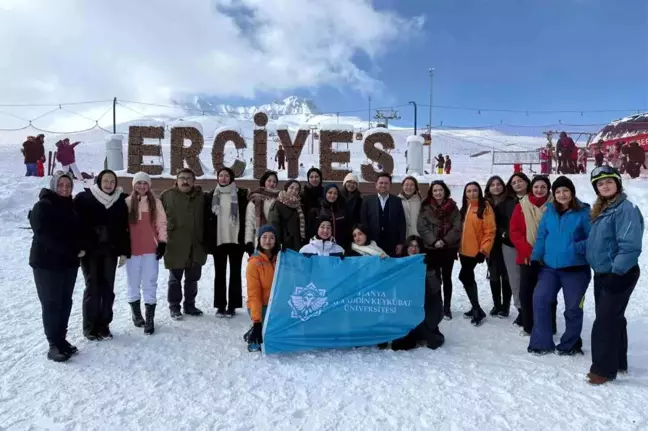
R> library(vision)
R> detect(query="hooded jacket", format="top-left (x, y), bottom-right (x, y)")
top-left (246, 251), bottom-right (276, 323)
top-left (299, 237), bottom-right (345, 256)
top-left (55, 140), bottom-right (79, 166)
top-left (586, 193), bottom-right (643, 275)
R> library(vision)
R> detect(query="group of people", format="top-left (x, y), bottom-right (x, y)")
top-left (21, 135), bottom-right (86, 179)
top-left (29, 163), bottom-right (642, 386)
top-left (434, 154), bottom-right (452, 174)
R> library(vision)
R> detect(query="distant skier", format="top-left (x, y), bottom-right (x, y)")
top-left (435, 153), bottom-right (445, 174)
top-left (275, 145), bottom-right (285, 170)
top-left (444, 155), bottom-right (452, 174)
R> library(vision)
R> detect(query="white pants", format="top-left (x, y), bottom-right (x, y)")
top-left (62, 163), bottom-right (83, 180)
top-left (126, 254), bottom-right (159, 304)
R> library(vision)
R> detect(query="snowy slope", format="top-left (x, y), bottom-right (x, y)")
top-left (1, 134), bottom-right (648, 430)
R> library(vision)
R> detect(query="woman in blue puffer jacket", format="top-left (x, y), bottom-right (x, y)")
top-left (528, 176), bottom-right (591, 356)
top-left (585, 167), bottom-right (643, 385)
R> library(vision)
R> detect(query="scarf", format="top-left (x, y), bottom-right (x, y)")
top-left (90, 184), bottom-right (123, 209)
top-left (429, 198), bottom-right (458, 238)
top-left (248, 187), bottom-right (279, 228)
top-left (351, 241), bottom-right (386, 257)
top-left (519, 194), bottom-right (550, 246)
top-left (212, 183), bottom-right (238, 223)
top-left (277, 190), bottom-right (306, 240)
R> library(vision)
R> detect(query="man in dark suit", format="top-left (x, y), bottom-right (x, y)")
top-left (360, 173), bottom-right (406, 257)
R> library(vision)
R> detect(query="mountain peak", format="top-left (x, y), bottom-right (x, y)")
top-left (175, 95), bottom-right (319, 119)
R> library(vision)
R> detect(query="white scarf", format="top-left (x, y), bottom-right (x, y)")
top-left (90, 184), bottom-right (123, 209)
top-left (351, 241), bottom-right (387, 257)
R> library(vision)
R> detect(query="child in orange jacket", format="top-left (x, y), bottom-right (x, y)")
top-left (245, 225), bottom-right (280, 352)
top-left (458, 181), bottom-right (496, 326)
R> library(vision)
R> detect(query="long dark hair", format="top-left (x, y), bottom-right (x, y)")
top-left (351, 223), bottom-right (371, 246)
top-left (403, 235), bottom-right (423, 256)
top-left (484, 175), bottom-right (508, 205)
top-left (461, 181), bottom-right (487, 220)
top-left (506, 172), bottom-right (531, 195)
top-left (427, 180), bottom-right (451, 203)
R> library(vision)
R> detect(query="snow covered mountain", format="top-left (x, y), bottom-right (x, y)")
top-left (173, 95), bottom-right (319, 119)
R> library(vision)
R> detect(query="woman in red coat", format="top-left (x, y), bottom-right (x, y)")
top-left (509, 176), bottom-right (557, 337)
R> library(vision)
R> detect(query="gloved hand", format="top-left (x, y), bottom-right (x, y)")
top-left (475, 252), bottom-right (486, 264)
top-left (156, 242), bottom-right (166, 260)
top-left (118, 256), bottom-right (127, 268)
top-left (248, 322), bottom-right (263, 345)
top-left (434, 240), bottom-right (445, 249)
top-left (245, 242), bottom-right (255, 256)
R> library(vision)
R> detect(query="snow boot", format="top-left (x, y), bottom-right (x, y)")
top-left (98, 327), bottom-right (113, 340)
top-left (225, 307), bottom-right (236, 318)
top-left (489, 280), bottom-right (501, 316)
top-left (215, 308), bottom-right (227, 318)
top-left (587, 372), bottom-right (613, 385)
top-left (513, 309), bottom-right (523, 327)
top-left (129, 300), bottom-right (145, 328)
top-left (61, 340), bottom-right (78, 356)
top-left (463, 308), bottom-right (474, 319)
top-left (527, 347), bottom-right (553, 356)
top-left (170, 307), bottom-right (183, 320)
top-left (47, 345), bottom-right (70, 363)
top-left (183, 304), bottom-right (203, 316)
top-left (144, 304), bottom-right (156, 335)
top-left (471, 308), bottom-right (486, 327)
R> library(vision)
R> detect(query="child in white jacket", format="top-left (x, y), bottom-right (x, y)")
top-left (125, 172), bottom-right (167, 335)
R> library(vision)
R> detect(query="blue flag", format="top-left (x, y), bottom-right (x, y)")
top-left (262, 250), bottom-right (426, 355)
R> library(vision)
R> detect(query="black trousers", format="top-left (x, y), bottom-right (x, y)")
top-left (278, 160), bottom-right (285, 170)
top-left (487, 245), bottom-right (512, 308)
top-left (519, 264), bottom-right (557, 334)
top-left (33, 268), bottom-right (78, 346)
top-left (459, 255), bottom-right (481, 310)
top-left (590, 266), bottom-right (640, 379)
top-left (81, 254), bottom-right (117, 335)
top-left (213, 243), bottom-right (244, 310)
top-left (428, 251), bottom-right (455, 313)
top-left (168, 265), bottom-right (202, 310)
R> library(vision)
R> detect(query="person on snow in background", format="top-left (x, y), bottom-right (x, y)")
top-left (484, 176), bottom-right (518, 318)
top-left (244, 225), bottom-right (281, 352)
top-left (399, 176), bottom-right (422, 238)
top-left (586, 167), bottom-right (643, 385)
top-left (623, 141), bottom-right (646, 179)
top-left (360, 173), bottom-right (406, 257)
top-left (539, 146), bottom-right (550, 175)
top-left (268, 180), bottom-right (306, 252)
top-left (74, 170), bottom-right (130, 341)
top-left (340, 173), bottom-right (363, 235)
top-left (160, 168), bottom-right (208, 320)
top-left (205, 167), bottom-right (249, 318)
top-left (301, 167), bottom-right (323, 216)
top-left (299, 217), bottom-right (345, 257)
top-left (509, 175), bottom-right (557, 337)
top-left (417, 180), bottom-right (461, 320)
top-left (435, 154), bottom-right (445, 174)
top-left (458, 182), bottom-right (496, 326)
top-left (505, 172), bottom-right (531, 325)
top-left (29, 171), bottom-right (84, 362)
top-left (557, 132), bottom-right (577, 174)
top-left (391, 235), bottom-right (445, 351)
top-left (513, 163), bottom-right (523, 173)
top-left (55, 138), bottom-right (83, 180)
top-left (124, 172), bottom-right (167, 335)
top-left (577, 148), bottom-right (588, 174)
top-left (22, 135), bottom-right (45, 177)
top-left (35, 135), bottom-right (45, 177)
top-left (528, 176), bottom-right (591, 356)
top-left (346, 224), bottom-right (388, 257)
top-left (244, 170), bottom-right (280, 257)
top-left (444, 155), bottom-right (452, 174)
top-left (594, 142), bottom-right (605, 168)
top-left (307, 184), bottom-right (349, 249)
top-left (274, 145), bottom-right (286, 170)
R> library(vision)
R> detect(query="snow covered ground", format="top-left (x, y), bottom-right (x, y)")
top-left (1, 122), bottom-right (648, 430)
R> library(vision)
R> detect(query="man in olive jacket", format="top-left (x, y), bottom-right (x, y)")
top-left (160, 168), bottom-right (208, 320)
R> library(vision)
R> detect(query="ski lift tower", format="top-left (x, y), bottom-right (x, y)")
top-left (374, 109), bottom-right (401, 129)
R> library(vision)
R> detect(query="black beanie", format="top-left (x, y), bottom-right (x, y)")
top-left (551, 176), bottom-right (575, 196)
top-left (530, 175), bottom-right (551, 192)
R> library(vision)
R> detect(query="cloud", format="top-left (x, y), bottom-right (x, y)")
top-left (0, 0), bottom-right (423, 106)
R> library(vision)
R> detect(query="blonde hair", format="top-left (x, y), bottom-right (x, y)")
top-left (590, 194), bottom-right (618, 222)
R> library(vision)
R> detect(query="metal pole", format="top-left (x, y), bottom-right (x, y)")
top-left (409, 101), bottom-right (417, 135)
top-left (113, 97), bottom-right (117, 133)
top-left (427, 68), bottom-right (434, 164)
top-left (336, 112), bottom-right (339, 124)
top-left (368, 96), bottom-right (371, 129)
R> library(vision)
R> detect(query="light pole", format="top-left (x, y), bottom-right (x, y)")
top-left (408, 101), bottom-right (417, 135)
top-left (427, 68), bottom-right (434, 164)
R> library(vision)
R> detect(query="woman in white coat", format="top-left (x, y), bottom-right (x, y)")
top-left (244, 170), bottom-right (280, 256)
top-left (399, 176), bottom-right (422, 237)
top-left (299, 217), bottom-right (345, 257)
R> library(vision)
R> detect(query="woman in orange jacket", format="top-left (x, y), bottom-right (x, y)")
top-left (459, 181), bottom-right (496, 326)
top-left (245, 224), bottom-right (280, 352)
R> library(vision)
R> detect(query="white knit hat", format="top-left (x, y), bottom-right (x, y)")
top-left (132, 171), bottom-right (152, 187)
top-left (343, 173), bottom-right (359, 185)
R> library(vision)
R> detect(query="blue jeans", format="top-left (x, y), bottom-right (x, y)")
top-left (25, 163), bottom-right (37, 176)
top-left (529, 266), bottom-right (591, 352)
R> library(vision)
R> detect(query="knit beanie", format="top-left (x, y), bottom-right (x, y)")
top-left (551, 176), bottom-right (575, 196)
top-left (343, 173), bottom-right (359, 186)
top-left (257, 224), bottom-right (277, 240)
top-left (132, 171), bottom-right (152, 188)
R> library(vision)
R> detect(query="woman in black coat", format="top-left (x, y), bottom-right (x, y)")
top-left (74, 169), bottom-right (130, 341)
top-left (269, 180), bottom-right (306, 252)
top-left (307, 184), bottom-right (349, 249)
top-left (29, 171), bottom-right (84, 362)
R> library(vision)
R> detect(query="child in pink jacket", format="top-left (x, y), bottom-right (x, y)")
top-left (125, 172), bottom-right (167, 335)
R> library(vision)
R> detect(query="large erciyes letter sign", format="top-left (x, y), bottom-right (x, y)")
top-left (126, 112), bottom-right (395, 182)
top-left (262, 250), bottom-right (426, 355)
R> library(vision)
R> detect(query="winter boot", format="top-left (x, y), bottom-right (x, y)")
top-left (129, 300), bottom-right (145, 328)
top-left (587, 372), bottom-right (613, 385)
top-left (225, 307), bottom-right (236, 318)
top-left (215, 308), bottom-right (227, 318)
top-left (183, 304), bottom-right (204, 316)
top-left (513, 309), bottom-right (523, 327)
top-left (489, 280), bottom-right (502, 316)
top-left (144, 304), bottom-right (156, 335)
top-left (98, 327), bottom-right (113, 340)
top-left (463, 309), bottom-right (474, 319)
top-left (47, 344), bottom-right (70, 362)
top-left (170, 306), bottom-right (183, 320)
top-left (443, 310), bottom-right (453, 320)
top-left (471, 308), bottom-right (486, 327)
top-left (61, 340), bottom-right (78, 356)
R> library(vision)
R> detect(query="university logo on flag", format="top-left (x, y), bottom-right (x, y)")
top-left (262, 250), bottom-right (426, 355)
